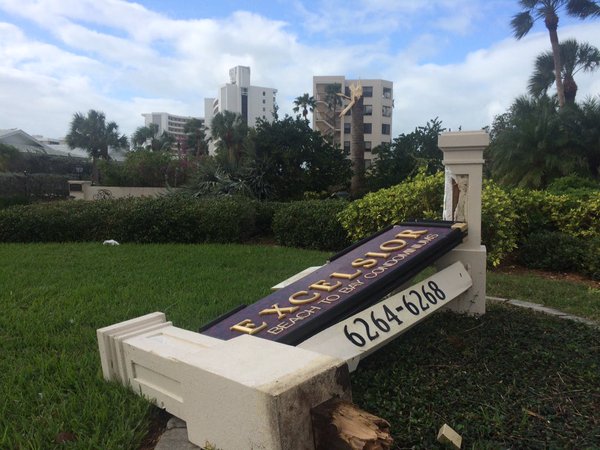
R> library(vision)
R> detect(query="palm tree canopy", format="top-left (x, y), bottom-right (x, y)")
top-left (132, 123), bottom-right (174, 152)
top-left (293, 93), bottom-right (316, 119)
top-left (529, 39), bottom-right (600, 101)
top-left (66, 109), bottom-right (128, 159)
top-left (511, 0), bottom-right (600, 38)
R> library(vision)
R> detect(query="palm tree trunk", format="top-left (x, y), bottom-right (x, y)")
top-left (350, 97), bottom-right (366, 197)
top-left (563, 75), bottom-right (577, 104)
top-left (545, 14), bottom-right (566, 108)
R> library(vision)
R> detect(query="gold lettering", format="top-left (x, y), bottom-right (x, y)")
top-left (259, 304), bottom-right (299, 319)
top-left (230, 319), bottom-right (267, 335)
top-left (380, 239), bottom-right (407, 252)
top-left (289, 291), bottom-right (321, 305)
top-left (309, 280), bottom-right (342, 292)
top-left (395, 229), bottom-right (428, 239)
top-left (330, 270), bottom-right (361, 280)
top-left (365, 251), bottom-right (390, 259)
top-left (351, 258), bottom-right (378, 268)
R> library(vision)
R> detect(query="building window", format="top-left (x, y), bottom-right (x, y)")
top-left (344, 123), bottom-right (351, 134)
top-left (365, 159), bottom-right (372, 169)
top-left (343, 141), bottom-right (350, 153)
top-left (262, 99), bottom-right (266, 104)
top-left (364, 105), bottom-right (373, 116)
top-left (263, 91), bottom-right (266, 96)
top-left (383, 87), bottom-right (392, 99)
top-left (382, 106), bottom-right (392, 117)
top-left (363, 123), bottom-right (372, 134)
top-left (382, 123), bottom-right (391, 135)
top-left (363, 86), bottom-right (373, 97)
top-left (365, 141), bottom-right (372, 150)
top-left (263, 107), bottom-right (266, 112)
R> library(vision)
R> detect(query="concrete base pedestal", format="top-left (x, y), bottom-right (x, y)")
top-left (98, 314), bottom-right (351, 450)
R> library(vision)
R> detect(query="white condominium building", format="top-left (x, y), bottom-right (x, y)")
top-left (204, 66), bottom-right (277, 134)
top-left (313, 76), bottom-right (393, 167)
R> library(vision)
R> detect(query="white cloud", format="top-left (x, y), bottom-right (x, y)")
top-left (0, 0), bottom-right (598, 142)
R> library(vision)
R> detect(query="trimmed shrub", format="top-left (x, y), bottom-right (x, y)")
top-left (0, 196), bottom-right (257, 244)
top-left (518, 231), bottom-right (599, 280)
top-left (518, 231), bottom-right (585, 272)
top-left (481, 181), bottom-right (519, 267)
top-left (338, 172), bottom-right (518, 267)
top-left (337, 171), bottom-right (445, 242)
top-left (273, 200), bottom-right (350, 251)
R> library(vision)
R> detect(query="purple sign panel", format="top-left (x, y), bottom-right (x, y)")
top-left (199, 222), bottom-right (465, 345)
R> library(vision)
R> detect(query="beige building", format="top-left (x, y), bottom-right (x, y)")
top-left (313, 76), bottom-right (393, 167)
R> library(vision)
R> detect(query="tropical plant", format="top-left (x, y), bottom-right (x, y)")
top-left (529, 39), bottom-right (600, 103)
top-left (210, 111), bottom-right (249, 169)
top-left (131, 123), bottom-right (175, 152)
top-left (292, 93), bottom-right (316, 122)
top-left (511, 0), bottom-right (600, 108)
top-left (367, 118), bottom-right (446, 191)
top-left (65, 109), bottom-right (128, 184)
top-left (248, 115), bottom-right (351, 200)
top-left (183, 118), bottom-right (210, 159)
top-left (487, 95), bottom-right (588, 188)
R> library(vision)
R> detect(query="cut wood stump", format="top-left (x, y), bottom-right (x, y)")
top-left (311, 398), bottom-right (393, 450)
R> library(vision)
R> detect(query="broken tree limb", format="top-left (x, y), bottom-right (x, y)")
top-left (311, 398), bottom-right (393, 450)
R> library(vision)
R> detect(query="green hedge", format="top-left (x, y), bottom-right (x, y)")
top-left (337, 172), bottom-right (517, 267)
top-left (0, 197), bottom-right (257, 244)
top-left (519, 231), bottom-right (599, 280)
top-left (273, 200), bottom-right (350, 251)
top-left (0, 173), bottom-right (69, 199)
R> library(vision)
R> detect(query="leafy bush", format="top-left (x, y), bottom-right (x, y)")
top-left (557, 192), bottom-right (600, 239)
top-left (0, 173), bottom-right (69, 199)
top-left (547, 175), bottom-right (600, 197)
top-left (0, 197), bottom-right (257, 244)
top-left (518, 231), bottom-right (599, 280)
top-left (480, 181), bottom-right (519, 267)
top-left (510, 188), bottom-right (599, 241)
top-left (338, 172), bottom-right (517, 266)
top-left (273, 200), bottom-right (350, 251)
top-left (518, 231), bottom-right (585, 272)
top-left (338, 171), bottom-right (444, 242)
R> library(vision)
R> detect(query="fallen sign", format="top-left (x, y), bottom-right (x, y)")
top-left (299, 261), bottom-right (472, 372)
top-left (199, 221), bottom-right (468, 345)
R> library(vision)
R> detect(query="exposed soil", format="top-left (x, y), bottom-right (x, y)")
top-left (139, 408), bottom-right (171, 450)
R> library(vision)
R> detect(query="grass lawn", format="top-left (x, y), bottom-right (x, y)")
top-left (0, 243), bottom-right (598, 449)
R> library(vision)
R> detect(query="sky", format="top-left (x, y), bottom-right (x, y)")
top-left (0, 0), bottom-right (599, 140)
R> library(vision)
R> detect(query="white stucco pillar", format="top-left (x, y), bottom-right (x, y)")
top-left (435, 131), bottom-right (488, 315)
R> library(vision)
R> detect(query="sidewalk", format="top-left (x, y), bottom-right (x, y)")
top-left (152, 296), bottom-right (599, 450)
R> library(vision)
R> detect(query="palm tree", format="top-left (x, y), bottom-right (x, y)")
top-left (183, 118), bottom-right (210, 159)
top-left (511, 0), bottom-right (600, 108)
top-left (66, 109), bottom-right (128, 184)
top-left (529, 39), bottom-right (600, 103)
top-left (488, 95), bottom-right (587, 188)
top-left (323, 83), bottom-right (343, 142)
top-left (293, 93), bottom-right (316, 122)
top-left (210, 111), bottom-right (249, 168)
top-left (131, 123), bottom-right (174, 152)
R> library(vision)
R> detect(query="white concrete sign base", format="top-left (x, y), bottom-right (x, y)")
top-left (299, 261), bottom-right (472, 371)
top-left (98, 316), bottom-right (350, 450)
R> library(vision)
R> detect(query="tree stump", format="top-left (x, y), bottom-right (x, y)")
top-left (311, 398), bottom-right (393, 450)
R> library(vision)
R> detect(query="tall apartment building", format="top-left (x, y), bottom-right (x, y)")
top-left (313, 76), bottom-right (393, 167)
top-left (141, 112), bottom-right (204, 142)
top-left (204, 66), bottom-right (277, 137)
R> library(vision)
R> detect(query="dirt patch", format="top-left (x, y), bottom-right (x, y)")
top-left (139, 408), bottom-right (171, 450)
